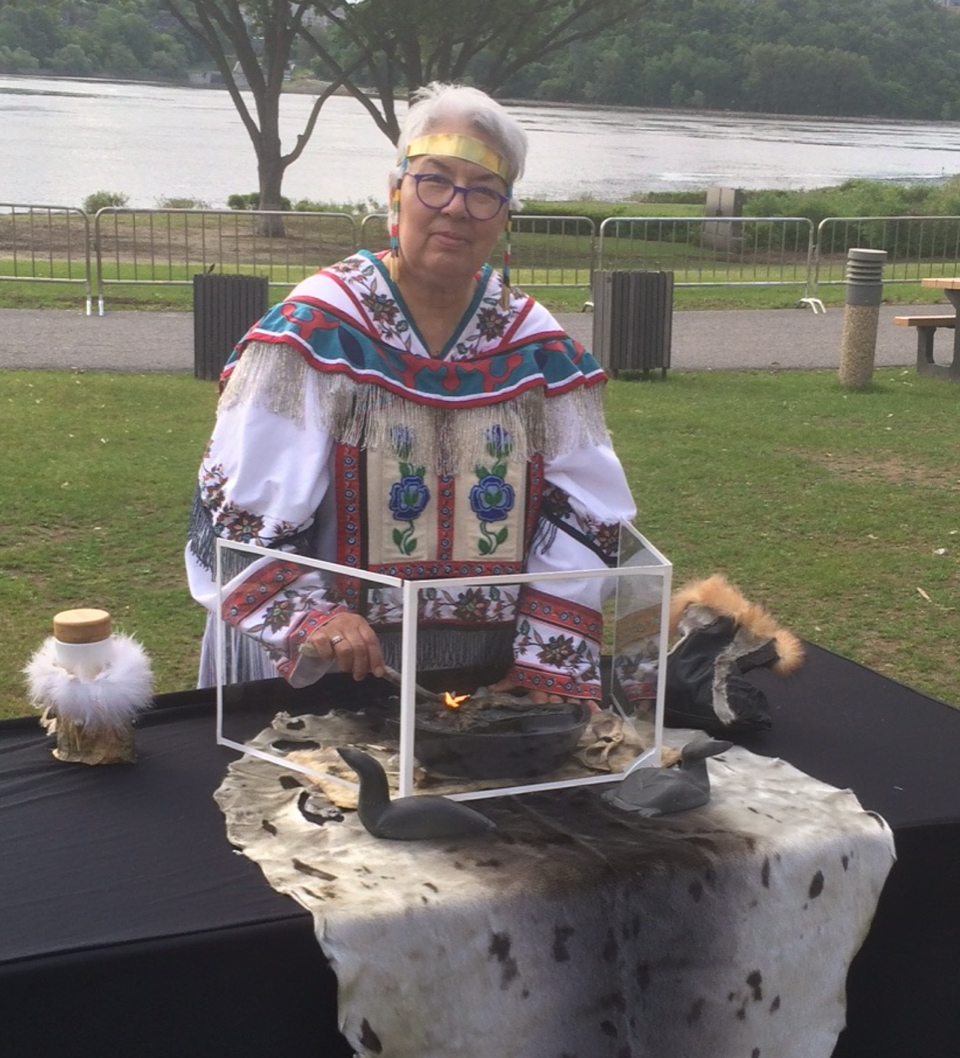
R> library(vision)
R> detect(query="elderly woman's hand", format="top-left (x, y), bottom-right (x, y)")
top-left (488, 676), bottom-right (600, 713)
top-left (307, 614), bottom-right (386, 682)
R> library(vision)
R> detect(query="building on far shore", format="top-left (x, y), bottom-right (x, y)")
top-left (188, 70), bottom-right (224, 86)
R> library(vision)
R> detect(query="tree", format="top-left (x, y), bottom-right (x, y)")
top-left (50, 42), bottom-right (94, 77)
top-left (155, 0), bottom-right (633, 233)
top-left (298, 0), bottom-right (636, 145)
top-left (157, 1), bottom-right (363, 234)
top-left (0, 2), bottom-right (62, 62)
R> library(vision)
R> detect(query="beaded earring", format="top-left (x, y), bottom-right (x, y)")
top-left (387, 184), bottom-right (401, 283)
top-left (500, 209), bottom-right (512, 309)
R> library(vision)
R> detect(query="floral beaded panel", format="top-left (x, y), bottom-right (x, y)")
top-left (329, 409), bottom-right (544, 629)
top-left (366, 420), bottom-right (525, 570)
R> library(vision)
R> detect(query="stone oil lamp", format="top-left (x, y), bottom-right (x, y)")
top-left (24, 608), bottom-right (153, 765)
top-left (408, 684), bottom-right (590, 781)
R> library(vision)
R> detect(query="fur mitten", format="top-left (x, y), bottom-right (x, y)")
top-left (665, 575), bottom-right (803, 735)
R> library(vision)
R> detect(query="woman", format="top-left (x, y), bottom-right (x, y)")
top-left (187, 82), bottom-right (636, 703)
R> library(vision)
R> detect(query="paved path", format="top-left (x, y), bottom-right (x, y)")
top-left (0, 303), bottom-right (941, 373)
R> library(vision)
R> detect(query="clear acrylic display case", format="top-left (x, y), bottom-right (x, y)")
top-left (215, 522), bottom-right (671, 802)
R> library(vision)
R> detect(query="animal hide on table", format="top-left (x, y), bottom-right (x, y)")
top-left (215, 714), bottom-right (895, 1058)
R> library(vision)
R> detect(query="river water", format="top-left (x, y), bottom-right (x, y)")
top-left (4, 74), bottom-right (960, 210)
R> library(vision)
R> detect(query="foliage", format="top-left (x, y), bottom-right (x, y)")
top-left (82, 190), bottom-right (129, 213)
top-left (0, 0), bottom-right (194, 79)
top-left (636, 191), bottom-right (708, 207)
top-left (227, 192), bottom-right (292, 212)
top-left (519, 198), bottom-right (701, 228)
top-left (745, 180), bottom-right (931, 227)
top-left (155, 196), bottom-right (210, 209)
top-left (492, 0), bottom-right (960, 121)
top-left (5, 0), bottom-right (960, 123)
top-left (292, 196), bottom-right (385, 216)
top-left (0, 43), bottom-right (38, 71)
top-left (3, 368), bottom-right (960, 719)
top-left (743, 178), bottom-right (960, 256)
top-left (299, 0), bottom-right (635, 143)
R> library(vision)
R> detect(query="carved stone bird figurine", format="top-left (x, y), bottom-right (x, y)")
top-left (602, 736), bottom-right (733, 817)
top-left (337, 747), bottom-right (495, 841)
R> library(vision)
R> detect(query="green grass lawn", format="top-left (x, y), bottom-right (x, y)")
top-left (2, 366), bottom-right (958, 721)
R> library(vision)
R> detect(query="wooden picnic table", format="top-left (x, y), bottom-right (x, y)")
top-left (899, 277), bottom-right (960, 379)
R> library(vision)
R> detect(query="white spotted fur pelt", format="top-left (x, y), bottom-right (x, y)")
top-left (24, 635), bottom-right (153, 728)
top-left (216, 714), bottom-right (895, 1058)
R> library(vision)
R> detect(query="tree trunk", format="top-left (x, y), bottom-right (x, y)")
top-left (257, 145), bottom-right (287, 238)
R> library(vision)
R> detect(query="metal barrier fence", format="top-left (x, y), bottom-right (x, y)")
top-left (814, 216), bottom-right (960, 293)
top-left (359, 211), bottom-right (595, 288)
top-left (93, 207), bottom-right (359, 314)
top-left (359, 212), bottom-right (389, 254)
top-left (597, 216), bottom-right (816, 296)
top-left (0, 203), bottom-right (93, 313)
top-left (510, 214), bottom-right (595, 288)
top-left (9, 205), bottom-right (960, 313)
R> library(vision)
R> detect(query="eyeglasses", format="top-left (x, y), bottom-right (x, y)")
top-left (408, 172), bottom-right (509, 221)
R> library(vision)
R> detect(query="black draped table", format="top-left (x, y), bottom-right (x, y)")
top-left (1, 644), bottom-right (958, 1058)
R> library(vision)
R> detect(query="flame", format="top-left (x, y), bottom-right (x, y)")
top-left (442, 691), bottom-right (470, 710)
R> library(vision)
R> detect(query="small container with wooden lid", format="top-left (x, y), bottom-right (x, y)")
top-left (25, 607), bottom-right (154, 765)
top-left (53, 608), bottom-right (114, 677)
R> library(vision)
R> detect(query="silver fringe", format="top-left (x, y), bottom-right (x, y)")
top-left (377, 627), bottom-right (515, 675)
top-left (220, 342), bottom-right (611, 475)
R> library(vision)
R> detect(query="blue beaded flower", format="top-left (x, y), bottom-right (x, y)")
top-left (469, 475), bottom-right (515, 523)
top-left (389, 475), bottom-right (430, 521)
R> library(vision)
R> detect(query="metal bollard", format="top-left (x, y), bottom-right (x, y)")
top-left (838, 248), bottom-right (888, 387)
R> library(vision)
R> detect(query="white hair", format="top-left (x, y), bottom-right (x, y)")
top-left (392, 82), bottom-right (528, 190)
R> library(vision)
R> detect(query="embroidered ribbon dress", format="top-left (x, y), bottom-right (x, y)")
top-left (186, 250), bottom-right (636, 696)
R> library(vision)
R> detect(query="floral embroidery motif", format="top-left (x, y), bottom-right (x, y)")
top-left (387, 425), bottom-right (430, 557)
top-left (515, 617), bottom-right (600, 683)
top-left (214, 502), bottom-right (265, 543)
top-left (470, 476), bottom-right (515, 523)
top-left (592, 520), bottom-right (621, 562)
top-left (200, 462), bottom-right (227, 511)
top-left (450, 587), bottom-right (491, 622)
top-left (389, 477), bottom-right (430, 521)
top-left (337, 256), bottom-right (413, 350)
top-left (200, 461), bottom-right (304, 547)
top-left (361, 291), bottom-right (401, 327)
top-left (475, 305), bottom-right (509, 340)
top-left (261, 596), bottom-right (298, 632)
top-left (469, 424), bottom-right (515, 555)
top-left (364, 583), bottom-right (515, 626)
top-left (542, 485), bottom-right (573, 521)
top-left (533, 633), bottom-right (579, 667)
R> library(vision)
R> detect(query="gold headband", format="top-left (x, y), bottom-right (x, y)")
top-left (404, 134), bottom-right (512, 183)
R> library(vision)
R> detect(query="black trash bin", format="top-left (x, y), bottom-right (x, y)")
top-left (193, 273), bottom-right (269, 381)
top-left (591, 270), bottom-right (673, 379)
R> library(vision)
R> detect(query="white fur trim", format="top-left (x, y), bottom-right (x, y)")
top-left (24, 635), bottom-right (154, 730)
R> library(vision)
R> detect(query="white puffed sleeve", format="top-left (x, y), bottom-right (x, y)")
top-left (509, 442), bottom-right (637, 699)
top-left (186, 351), bottom-right (345, 685)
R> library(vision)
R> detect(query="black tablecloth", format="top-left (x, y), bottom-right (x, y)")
top-left (1, 645), bottom-right (958, 1058)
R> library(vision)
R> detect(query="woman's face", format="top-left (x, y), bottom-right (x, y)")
top-left (396, 122), bottom-right (509, 293)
